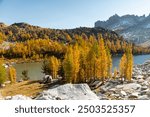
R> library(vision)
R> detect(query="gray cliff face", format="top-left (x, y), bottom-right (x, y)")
top-left (95, 14), bottom-right (150, 46)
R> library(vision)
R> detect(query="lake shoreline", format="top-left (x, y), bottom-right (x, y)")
top-left (0, 60), bottom-right (150, 100)
top-left (0, 55), bottom-right (150, 100)
top-left (10, 54), bottom-right (150, 81)
top-left (3, 53), bottom-right (150, 65)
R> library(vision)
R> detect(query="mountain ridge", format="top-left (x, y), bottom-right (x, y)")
top-left (0, 22), bottom-right (123, 42)
top-left (0, 22), bottom-right (150, 56)
top-left (95, 14), bottom-right (150, 46)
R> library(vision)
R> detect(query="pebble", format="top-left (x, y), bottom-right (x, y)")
top-left (120, 91), bottom-right (127, 96)
top-left (137, 75), bottom-right (144, 79)
top-left (141, 86), bottom-right (148, 90)
top-left (146, 91), bottom-right (150, 97)
top-left (128, 92), bottom-right (139, 99)
top-left (137, 79), bottom-right (144, 84)
top-left (140, 89), bottom-right (149, 95)
top-left (141, 81), bottom-right (149, 86)
top-left (138, 95), bottom-right (149, 100)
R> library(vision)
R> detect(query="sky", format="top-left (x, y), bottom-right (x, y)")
top-left (0, 0), bottom-right (150, 29)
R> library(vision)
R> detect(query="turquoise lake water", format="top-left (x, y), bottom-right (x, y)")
top-left (14, 54), bottom-right (150, 80)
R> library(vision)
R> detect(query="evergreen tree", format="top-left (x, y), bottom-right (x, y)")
top-left (22, 70), bottom-right (30, 81)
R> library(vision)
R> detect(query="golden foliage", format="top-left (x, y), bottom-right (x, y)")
top-left (49, 56), bottom-right (61, 79)
top-left (0, 61), bottom-right (7, 84)
top-left (8, 66), bottom-right (17, 84)
top-left (63, 36), bottom-right (113, 83)
top-left (63, 46), bottom-right (74, 83)
top-left (119, 45), bottom-right (133, 81)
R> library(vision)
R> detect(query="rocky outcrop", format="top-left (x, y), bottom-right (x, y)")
top-left (4, 84), bottom-right (99, 100)
top-left (35, 84), bottom-right (99, 100)
top-left (96, 60), bottom-right (150, 100)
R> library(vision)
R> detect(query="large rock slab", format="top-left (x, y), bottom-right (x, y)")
top-left (36, 84), bottom-right (99, 100)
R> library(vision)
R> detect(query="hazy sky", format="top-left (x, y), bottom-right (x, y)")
top-left (0, 0), bottom-right (150, 29)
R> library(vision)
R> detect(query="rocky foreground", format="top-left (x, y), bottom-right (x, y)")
top-left (2, 84), bottom-right (99, 100)
top-left (96, 60), bottom-right (150, 100)
top-left (1, 60), bottom-right (150, 100)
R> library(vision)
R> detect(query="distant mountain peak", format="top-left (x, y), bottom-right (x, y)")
top-left (109, 14), bottom-right (120, 19)
top-left (95, 14), bottom-right (150, 45)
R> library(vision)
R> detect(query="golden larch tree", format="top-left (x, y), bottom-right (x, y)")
top-left (63, 46), bottom-right (74, 83)
top-left (8, 66), bottom-right (17, 84)
top-left (119, 45), bottom-right (133, 81)
top-left (72, 44), bottom-right (80, 83)
top-left (106, 46), bottom-right (112, 78)
top-left (125, 45), bottom-right (133, 81)
top-left (119, 53), bottom-right (127, 81)
top-left (49, 56), bottom-right (60, 79)
top-left (97, 37), bottom-right (108, 82)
